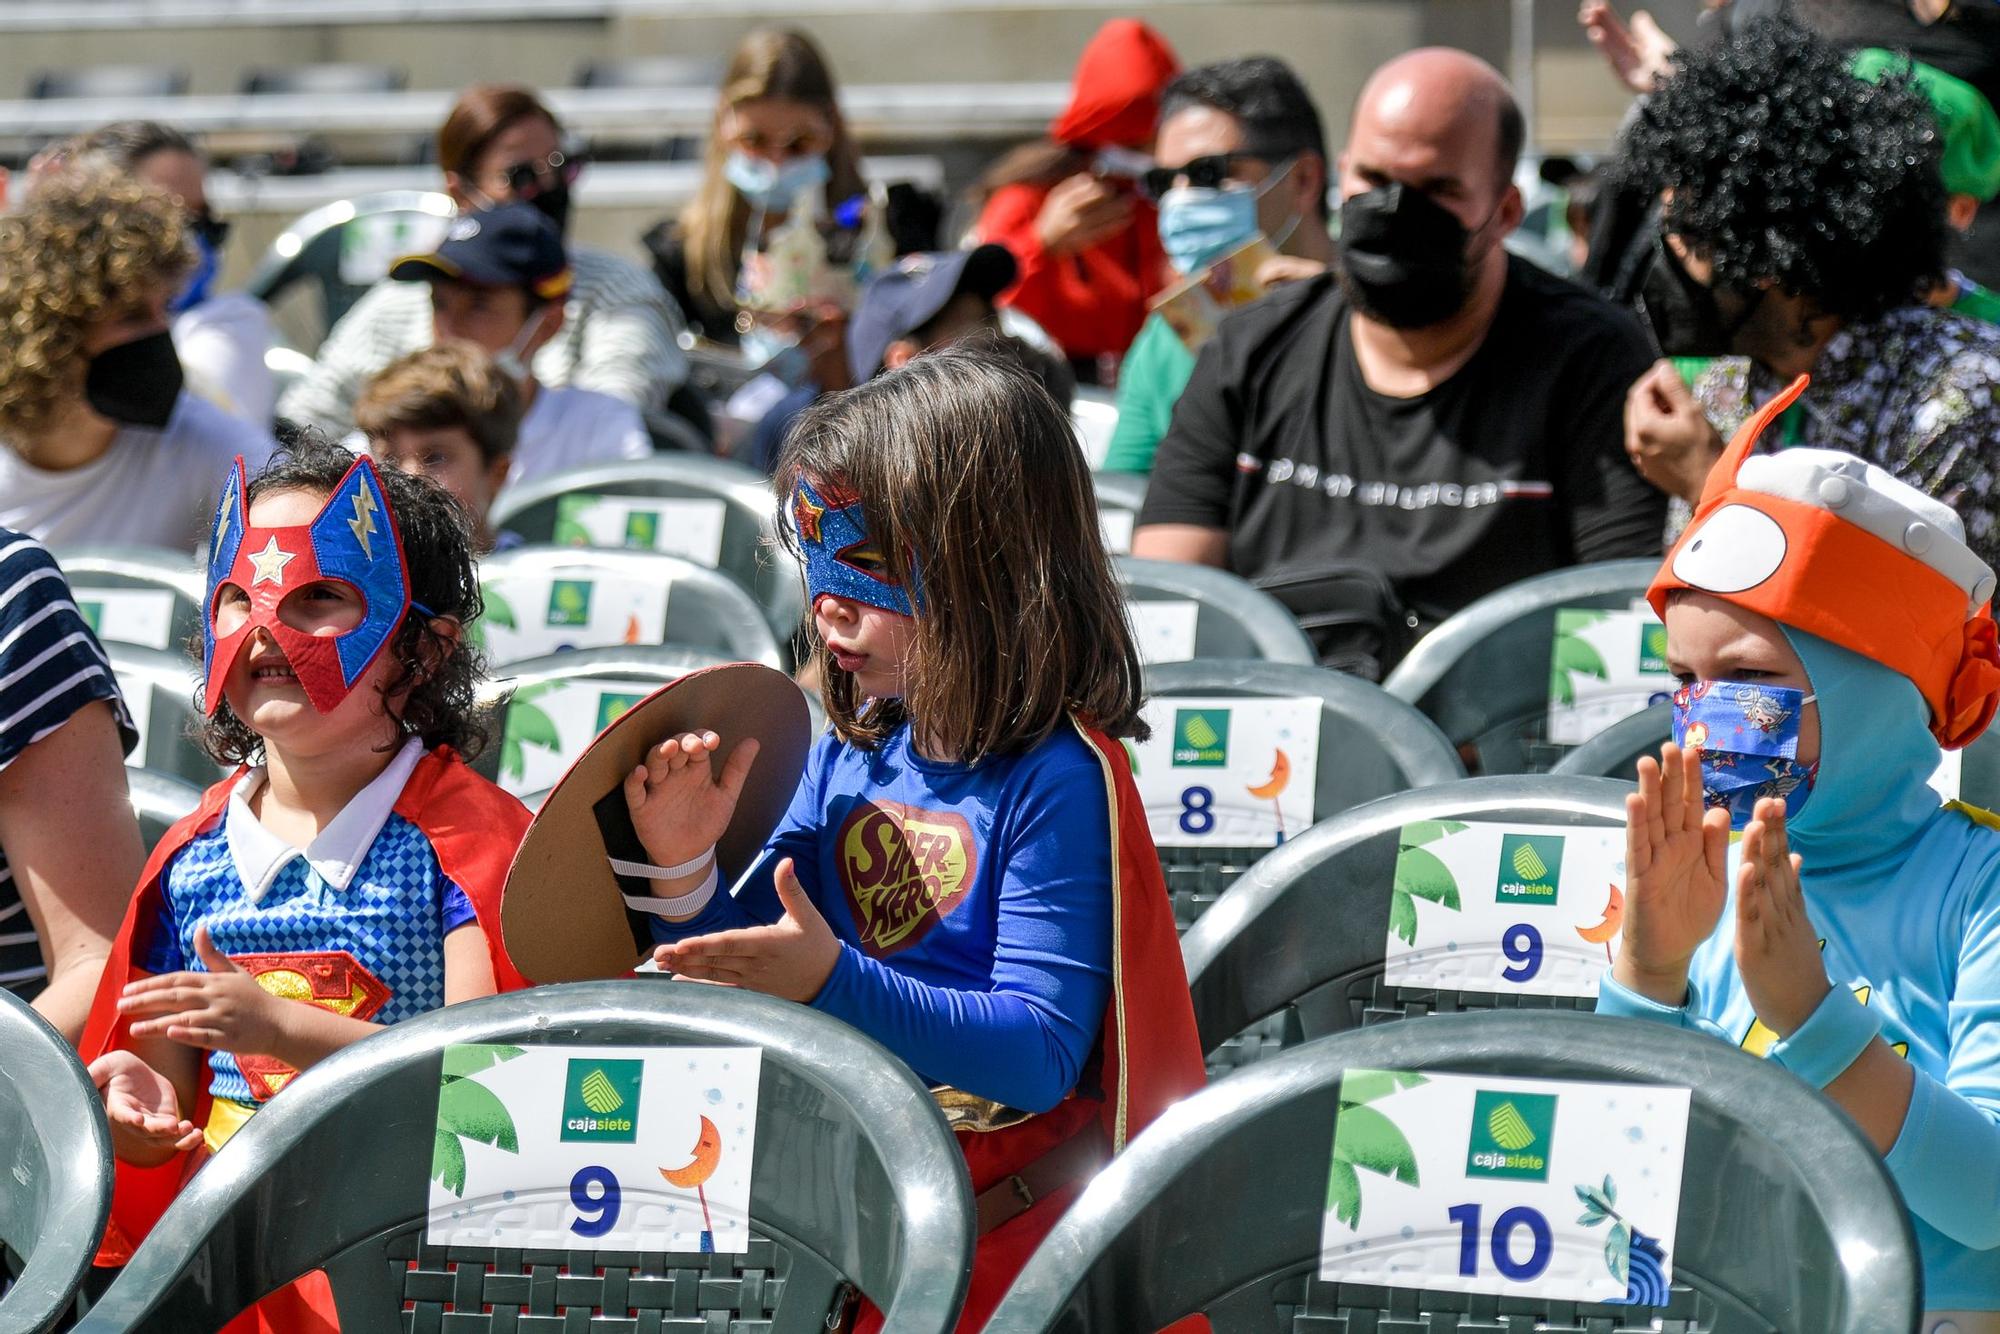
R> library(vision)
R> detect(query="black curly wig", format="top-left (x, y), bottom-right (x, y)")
top-left (196, 429), bottom-right (489, 764)
top-left (1613, 16), bottom-right (1948, 322)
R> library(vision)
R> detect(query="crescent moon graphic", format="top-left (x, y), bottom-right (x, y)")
top-left (659, 1115), bottom-right (723, 1189)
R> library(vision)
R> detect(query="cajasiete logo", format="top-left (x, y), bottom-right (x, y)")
top-left (624, 509), bottom-right (661, 549)
top-left (1640, 623), bottom-right (1669, 675)
top-left (561, 1058), bottom-right (644, 1142)
top-left (837, 802), bottom-right (976, 957)
top-left (1172, 708), bottom-right (1230, 766)
top-left (1497, 832), bottom-right (1565, 904)
top-left (595, 690), bottom-right (646, 734)
top-left (547, 579), bottom-right (594, 628)
top-left (1465, 1089), bottom-right (1557, 1181)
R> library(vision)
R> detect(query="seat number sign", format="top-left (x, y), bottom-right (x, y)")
top-left (1128, 696), bottom-right (1320, 848)
top-left (554, 495), bottom-right (729, 567)
top-left (427, 1043), bottom-right (761, 1254)
top-left (1546, 603), bottom-right (1675, 746)
top-left (1320, 1068), bottom-right (1689, 1304)
top-left (1382, 821), bottom-right (1625, 998)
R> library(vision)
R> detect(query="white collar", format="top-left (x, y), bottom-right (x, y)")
top-left (225, 737), bottom-right (427, 903)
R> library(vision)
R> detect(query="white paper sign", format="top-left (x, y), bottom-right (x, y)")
top-left (498, 677), bottom-right (663, 796)
top-left (339, 210), bottom-right (449, 286)
top-left (1320, 1068), bottom-right (1689, 1305)
top-left (1383, 821), bottom-right (1625, 998)
top-left (553, 495), bottom-right (730, 567)
top-left (427, 1043), bottom-right (762, 1254)
top-left (1129, 600), bottom-right (1199, 664)
top-left (477, 572), bottom-right (670, 665)
top-left (1128, 696), bottom-right (1320, 847)
top-left (73, 588), bottom-right (178, 650)
top-left (1546, 605), bottom-right (1675, 746)
top-left (1099, 509), bottom-right (1135, 555)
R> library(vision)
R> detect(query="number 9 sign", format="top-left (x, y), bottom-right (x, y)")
top-left (569, 1165), bottom-right (622, 1238)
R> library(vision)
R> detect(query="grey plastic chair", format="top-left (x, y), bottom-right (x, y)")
top-left (487, 456), bottom-right (803, 641)
top-left (984, 1011), bottom-right (1920, 1334)
top-left (1117, 557), bottom-right (1316, 666)
top-left (103, 644), bottom-right (226, 787)
top-left (1383, 559), bottom-right (1659, 775)
top-left (1144, 660), bottom-right (1466, 928)
top-left (245, 190), bottom-right (456, 338)
top-left (1184, 776), bottom-right (1630, 1074)
top-left (477, 546), bottom-right (785, 670)
top-left (128, 766), bottom-right (204, 854)
top-left (76, 982), bottom-right (974, 1334)
top-left (51, 544), bottom-right (205, 653)
top-left (1550, 702), bottom-right (1672, 781)
top-left (1092, 472), bottom-right (1148, 514)
top-left (0, 989), bottom-right (115, 1334)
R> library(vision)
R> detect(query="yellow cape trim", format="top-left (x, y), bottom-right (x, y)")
top-left (1072, 717), bottom-right (1131, 1154)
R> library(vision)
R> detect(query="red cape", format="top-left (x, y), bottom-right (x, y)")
top-left (78, 745), bottom-right (530, 1269)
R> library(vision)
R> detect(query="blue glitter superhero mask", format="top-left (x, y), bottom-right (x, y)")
top-left (791, 477), bottom-right (918, 617)
top-left (1672, 679), bottom-right (1819, 827)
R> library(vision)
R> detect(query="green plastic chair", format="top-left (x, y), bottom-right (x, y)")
top-left (76, 982), bottom-right (974, 1333)
top-left (102, 644), bottom-right (228, 787)
top-left (1383, 559), bottom-right (1659, 775)
top-left (1183, 776), bottom-right (1630, 1073)
top-left (0, 989), bottom-right (115, 1334)
top-left (984, 1011), bottom-right (1920, 1333)
top-left (50, 545), bottom-right (205, 654)
top-left (1144, 660), bottom-right (1465, 929)
top-left (1116, 557), bottom-right (1316, 667)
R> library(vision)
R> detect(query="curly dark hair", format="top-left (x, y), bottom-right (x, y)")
top-left (1613, 17), bottom-right (1948, 322)
top-left (196, 431), bottom-right (489, 765)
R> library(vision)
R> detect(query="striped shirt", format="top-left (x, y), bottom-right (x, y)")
top-left (277, 246), bottom-right (690, 435)
top-left (0, 531), bottom-right (137, 997)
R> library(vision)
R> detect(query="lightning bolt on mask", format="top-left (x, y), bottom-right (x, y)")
top-left (202, 456), bottom-right (415, 716)
top-left (791, 476), bottom-right (919, 618)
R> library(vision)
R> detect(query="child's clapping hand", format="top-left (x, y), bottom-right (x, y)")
top-left (118, 925), bottom-right (289, 1054)
top-left (1735, 797), bottom-right (1832, 1037)
top-left (89, 1049), bottom-right (202, 1161)
top-left (625, 731), bottom-right (762, 868)
top-left (653, 857), bottom-right (840, 1004)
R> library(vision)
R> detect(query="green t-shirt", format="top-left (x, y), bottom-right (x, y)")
top-left (1953, 272), bottom-right (2000, 326)
top-left (1101, 314), bottom-right (1197, 475)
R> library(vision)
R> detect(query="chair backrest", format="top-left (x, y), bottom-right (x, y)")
top-left (103, 644), bottom-right (225, 786)
top-left (128, 767), bottom-right (205, 854)
top-left (984, 1011), bottom-right (1920, 1334)
top-left (245, 191), bottom-right (456, 341)
top-left (1382, 559), bottom-right (1659, 774)
top-left (1117, 556), bottom-right (1315, 667)
top-left (1183, 775), bottom-right (1630, 1070)
top-left (1072, 394), bottom-right (1120, 471)
top-left (1550, 701), bottom-right (1672, 780)
top-left (486, 456), bottom-right (803, 640)
top-left (477, 546), bottom-right (785, 670)
top-left (0, 989), bottom-right (114, 1334)
top-left (242, 63), bottom-right (405, 95)
top-left (51, 544), bottom-right (205, 654)
top-left (77, 983), bottom-right (975, 1334)
top-left (30, 64), bottom-right (186, 98)
top-left (1141, 660), bottom-right (1465, 927)
top-left (1091, 472), bottom-right (1145, 555)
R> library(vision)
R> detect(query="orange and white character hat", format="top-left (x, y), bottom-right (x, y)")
top-left (1648, 375), bottom-right (2000, 749)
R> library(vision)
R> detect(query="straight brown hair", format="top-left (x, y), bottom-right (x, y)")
top-left (775, 344), bottom-right (1147, 764)
top-left (438, 84), bottom-right (561, 180)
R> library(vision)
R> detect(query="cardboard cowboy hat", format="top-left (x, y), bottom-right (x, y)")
top-left (501, 662), bottom-right (813, 983)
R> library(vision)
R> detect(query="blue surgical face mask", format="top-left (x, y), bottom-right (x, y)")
top-left (1672, 679), bottom-right (1819, 827)
top-left (724, 151), bottom-right (832, 212)
top-left (1158, 157), bottom-right (1298, 275)
top-left (169, 232), bottom-right (219, 316)
top-left (741, 323), bottom-right (811, 388)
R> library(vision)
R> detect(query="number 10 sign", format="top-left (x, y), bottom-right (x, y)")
top-left (427, 1043), bottom-right (762, 1254)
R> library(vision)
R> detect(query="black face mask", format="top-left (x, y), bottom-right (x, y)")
top-left (85, 330), bottom-right (183, 430)
top-left (527, 182), bottom-right (572, 235)
top-left (1633, 235), bottom-right (1764, 358)
top-left (1336, 183), bottom-right (1481, 329)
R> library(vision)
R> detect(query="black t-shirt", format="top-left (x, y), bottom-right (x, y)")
top-left (1140, 258), bottom-right (1664, 656)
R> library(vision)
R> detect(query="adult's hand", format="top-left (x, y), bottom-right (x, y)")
top-left (1625, 360), bottom-right (1725, 502)
top-left (1035, 174), bottom-right (1134, 258)
top-left (1579, 1), bottom-right (1680, 95)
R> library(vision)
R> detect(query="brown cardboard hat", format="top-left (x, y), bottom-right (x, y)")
top-left (500, 662), bottom-right (812, 983)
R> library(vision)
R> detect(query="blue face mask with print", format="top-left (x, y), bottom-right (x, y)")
top-left (725, 151), bottom-right (832, 212)
top-left (169, 231), bottom-right (218, 316)
top-left (1672, 679), bottom-right (1819, 827)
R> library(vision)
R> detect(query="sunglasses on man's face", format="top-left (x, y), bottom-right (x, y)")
top-left (1140, 151), bottom-right (1272, 203)
top-left (501, 149), bottom-right (587, 198)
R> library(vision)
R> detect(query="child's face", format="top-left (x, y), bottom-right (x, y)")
top-left (213, 488), bottom-right (406, 756)
top-left (370, 426), bottom-right (508, 547)
top-left (1663, 591), bottom-right (1820, 768)
top-left (812, 593), bottom-right (916, 700)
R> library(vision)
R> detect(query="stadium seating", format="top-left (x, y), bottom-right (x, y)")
top-left (244, 189), bottom-right (455, 334)
top-left (128, 766), bottom-right (204, 853)
top-left (29, 64), bottom-right (185, 99)
top-left (51, 545), bottom-right (204, 654)
top-left (983, 1011), bottom-right (1921, 1333)
top-left (1182, 775), bottom-right (1629, 1070)
top-left (241, 62), bottom-right (405, 95)
top-left (1141, 659), bottom-right (1464, 928)
top-left (1549, 701), bottom-right (1671, 780)
top-left (0, 989), bottom-right (114, 1334)
top-left (1116, 556), bottom-right (1316, 668)
top-left (1384, 559), bottom-right (1659, 774)
top-left (103, 643), bottom-right (226, 786)
top-left (75, 982), bottom-right (976, 1333)
top-left (1090, 471), bottom-right (1144, 555)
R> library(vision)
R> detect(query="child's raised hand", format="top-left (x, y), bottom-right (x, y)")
top-left (118, 926), bottom-right (288, 1055)
top-left (624, 732), bottom-right (762, 870)
top-left (1614, 741), bottom-right (1731, 1005)
top-left (89, 1049), bottom-right (202, 1158)
top-left (653, 857), bottom-right (840, 1004)
top-left (1734, 797), bottom-right (1831, 1037)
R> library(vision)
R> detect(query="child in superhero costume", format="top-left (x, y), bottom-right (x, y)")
top-left (1605, 379), bottom-right (2000, 1329)
top-left (618, 348), bottom-right (1207, 1331)
top-left (79, 434), bottom-right (529, 1331)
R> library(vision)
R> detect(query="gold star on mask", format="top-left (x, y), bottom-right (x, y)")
top-left (249, 536), bottom-right (295, 587)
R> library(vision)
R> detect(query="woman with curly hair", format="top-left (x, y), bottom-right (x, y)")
top-left (0, 170), bottom-right (274, 551)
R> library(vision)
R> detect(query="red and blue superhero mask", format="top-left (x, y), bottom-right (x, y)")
top-left (1672, 679), bottom-right (1819, 827)
top-left (791, 477), bottom-right (919, 617)
top-left (202, 456), bottom-right (415, 716)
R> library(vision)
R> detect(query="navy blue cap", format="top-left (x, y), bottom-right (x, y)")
top-left (846, 243), bottom-right (1018, 383)
top-left (389, 202), bottom-right (573, 300)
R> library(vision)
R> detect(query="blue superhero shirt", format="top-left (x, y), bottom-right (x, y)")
top-left (1598, 632), bottom-right (2000, 1308)
top-left (649, 722), bottom-right (1115, 1114)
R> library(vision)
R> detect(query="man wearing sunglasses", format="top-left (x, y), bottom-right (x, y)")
top-left (1134, 47), bottom-right (1663, 681)
top-left (1101, 57), bottom-right (1336, 476)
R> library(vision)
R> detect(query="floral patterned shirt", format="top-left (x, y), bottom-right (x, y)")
top-left (1688, 305), bottom-right (2000, 566)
